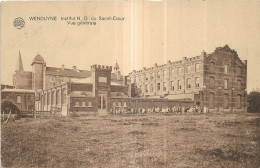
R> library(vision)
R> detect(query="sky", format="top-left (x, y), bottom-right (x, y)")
top-left (1, 0), bottom-right (260, 92)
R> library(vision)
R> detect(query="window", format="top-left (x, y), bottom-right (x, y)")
top-left (17, 95), bottom-right (21, 103)
top-left (178, 80), bottom-right (182, 90)
top-left (134, 76), bottom-right (136, 83)
top-left (82, 101), bottom-right (86, 107)
top-left (237, 80), bottom-right (242, 90)
top-left (224, 94), bottom-right (229, 109)
top-left (237, 66), bottom-right (241, 75)
top-left (163, 82), bottom-right (166, 91)
top-left (145, 85), bottom-right (148, 93)
top-left (224, 65), bottom-right (228, 74)
top-left (157, 71), bottom-right (160, 78)
top-left (171, 68), bottom-right (174, 76)
top-left (171, 81), bottom-right (174, 90)
top-left (75, 101), bottom-right (79, 106)
top-left (187, 65), bottom-right (191, 73)
top-left (150, 84), bottom-right (154, 93)
top-left (237, 95), bottom-right (241, 109)
top-left (140, 75), bottom-right (143, 81)
top-left (150, 73), bottom-right (153, 80)
top-left (195, 77), bottom-right (200, 88)
top-left (163, 70), bottom-right (167, 78)
top-left (88, 101), bottom-right (92, 107)
top-left (157, 83), bottom-right (160, 91)
top-left (210, 62), bottom-right (215, 71)
top-left (177, 67), bottom-right (181, 75)
top-left (195, 63), bottom-right (200, 72)
top-left (224, 79), bottom-right (228, 89)
top-left (187, 78), bottom-right (191, 89)
top-left (210, 77), bottom-right (214, 89)
top-left (118, 102), bottom-right (122, 107)
top-left (123, 102), bottom-right (127, 107)
top-left (145, 74), bottom-right (149, 80)
top-left (113, 102), bottom-right (116, 107)
top-left (209, 93), bottom-right (214, 109)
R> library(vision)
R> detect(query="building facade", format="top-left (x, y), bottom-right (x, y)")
top-left (128, 45), bottom-right (247, 113)
top-left (2, 45), bottom-right (247, 115)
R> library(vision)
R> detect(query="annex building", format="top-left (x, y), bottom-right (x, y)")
top-left (1, 45), bottom-right (247, 115)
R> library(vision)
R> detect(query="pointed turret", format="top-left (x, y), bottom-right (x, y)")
top-left (16, 51), bottom-right (24, 71)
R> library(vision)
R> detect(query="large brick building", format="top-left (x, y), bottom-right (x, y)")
top-left (129, 45), bottom-right (247, 113)
top-left (2, 45), bottom-right (247, 115)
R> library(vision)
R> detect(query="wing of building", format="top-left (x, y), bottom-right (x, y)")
top-left (3, 45), bottom-right (247, 115)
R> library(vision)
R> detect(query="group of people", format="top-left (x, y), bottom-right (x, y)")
top-left (111, 105), bottom-right (209, 115)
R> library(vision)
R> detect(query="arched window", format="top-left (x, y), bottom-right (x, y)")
top-left (210, 77), bottom-right (215, 89)
top-left (118, 102), bottom-right (122, 107)
top-left (82, 101), bottom-right (86, 107)
top-left (195, 77), bottom-right (200, 88)
top-left (210, 62), bottom-right (215, 71)
top-left (209, 93), bottom-right (214, 109)
top-left (75, 101), bottom-right (79, 107)
top-left (187, 78), bottom-right (191, 89)
top-left (224, 94), bottom-right (229, 109)
top-left (88, 101), bottom-right (92, 107)
top-left (224, 65), bottom-right (228, 74)
top-left (237, 95), bottom-right (241, 109)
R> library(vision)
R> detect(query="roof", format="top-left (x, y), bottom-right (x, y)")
top-left (111, 92), bottom-right (129, 98)
top-left (70, 77), bottom-right (125, 86)
top-left (1, 88), bottom-right (35, 93)
top-left (70, 91), bottom-right (94, 98)
top-left (46, 67), bottom-right (91, 78)
top-left (32, 54), bottom-right (45, 64)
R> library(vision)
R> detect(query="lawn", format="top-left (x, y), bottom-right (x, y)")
top-left (1, 113), bottom-right (260, 168)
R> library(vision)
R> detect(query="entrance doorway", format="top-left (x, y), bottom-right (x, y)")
top-left (98, 94), bottom-right (107, 115)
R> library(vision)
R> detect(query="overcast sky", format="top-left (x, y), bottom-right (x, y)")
top-left (1, 0), bottom-right (260, 92)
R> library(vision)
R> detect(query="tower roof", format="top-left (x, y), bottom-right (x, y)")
top-left (16, 51), bottom-right (24, 71)
top-left (32, 54), bottom-right (45, 65)
top-left (114, 60), bottom-right (119, 70)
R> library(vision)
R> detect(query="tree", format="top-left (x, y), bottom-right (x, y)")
top-left (1, 100), bottom-right (21, 120)
top-left (247, 91), bottom-right (260, 113)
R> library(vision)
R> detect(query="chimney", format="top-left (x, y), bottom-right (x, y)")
top-left (62, 64), bottom-right (65, 70)
top-left (73, 66), bottom-right (77, 71)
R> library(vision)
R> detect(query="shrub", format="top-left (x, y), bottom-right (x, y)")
top-left (1, 100), bottom-right (21, 118)
top-left (247, 91), bottom-right (260, 113)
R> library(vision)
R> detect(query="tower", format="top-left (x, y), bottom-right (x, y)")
top-left (114, 60), bottom-right (120, 80)
top-left (13, 51), bottom-right (32, 89)
top-left (91, 64), bottom-right (112, 114)
top-left (31, 54), bottom-right (45, 91)
top-left (16, 51), bottom-right (24, 72)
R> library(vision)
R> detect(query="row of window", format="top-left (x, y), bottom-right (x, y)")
top-left (209, 93), bottom-right (242, 109)
top-left (209, 62), bottom-right (243, 75)
top-left (112, 101), bottom-right (127, 107)
top-left (140, 78), bottom-right (200, 93)
top-left (41, 89), bottom-right (66, 105)
top-left (74, 101), bottom-right (92, 107)
top-left (209, 77), bottom-right (242, 90)
top-left (16, 95), bottom-right (32, 104)
top-left (134, 63), bottom-right (200, 82)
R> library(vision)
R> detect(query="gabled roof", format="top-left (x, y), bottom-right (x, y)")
top-left (70, 91), bottom-right (93, 98)
top-left (46, 67), bottom-right (91, 78)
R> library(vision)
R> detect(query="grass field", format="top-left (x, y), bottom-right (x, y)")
top-left (1, 113), bottom-right (260, 168)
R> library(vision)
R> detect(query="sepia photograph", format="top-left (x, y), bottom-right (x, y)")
top-left (1, 0), bottom-right (260, 167)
